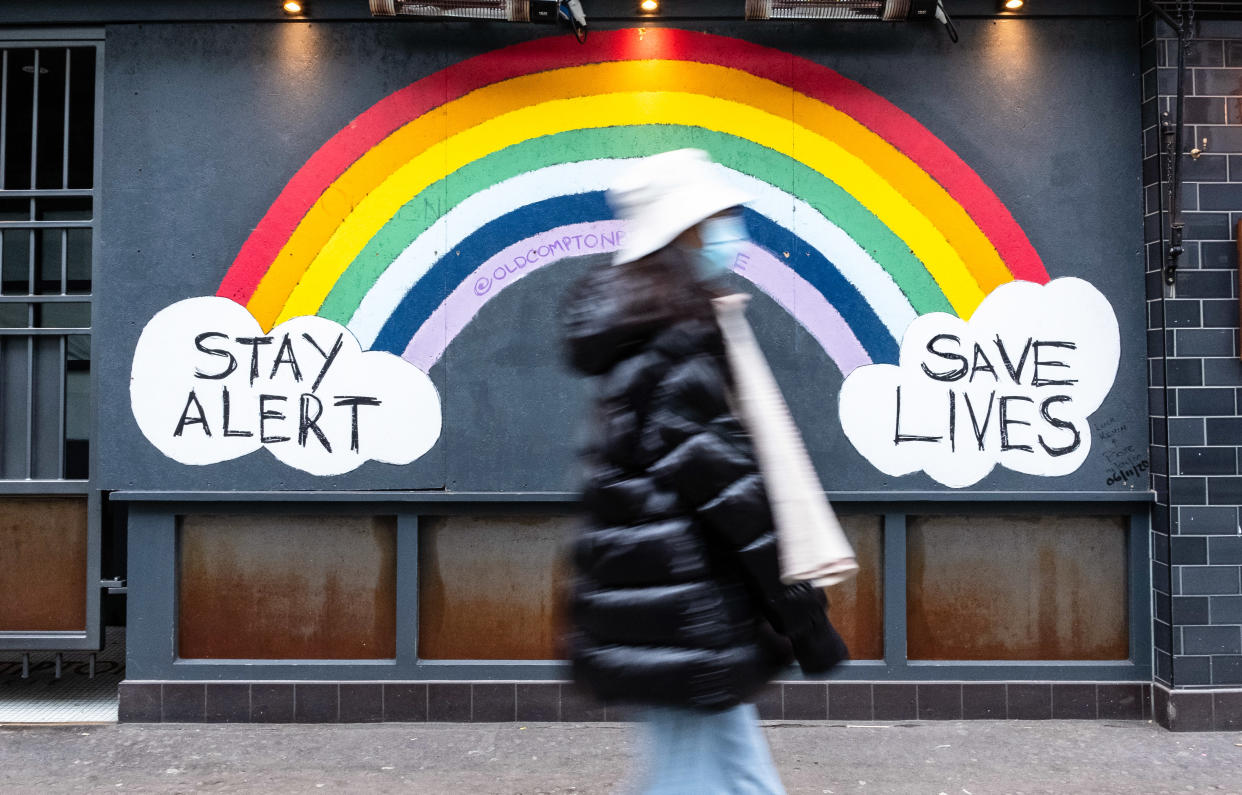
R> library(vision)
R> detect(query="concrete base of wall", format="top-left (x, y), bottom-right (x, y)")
top-left (118, 680), bottom-right (1156, 724)
top-left (1152, 683), bottom-right (1242, 731)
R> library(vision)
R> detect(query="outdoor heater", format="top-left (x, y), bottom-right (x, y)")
top-left (370, 0), bottom-right (588, 35)
top-left (744, 0), bottom-right (939, 20)
top-left (370, 0), bottom-right (955, 40)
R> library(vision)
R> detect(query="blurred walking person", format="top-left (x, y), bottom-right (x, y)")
top-left (561, 149), bottom-right (847, 795)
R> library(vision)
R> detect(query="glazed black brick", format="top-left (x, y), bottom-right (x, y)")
top-left (162, 684), bottom-right (205, 723)
top-left (1144, 153), bottom-right (1162, 186)
top-left (1180, 565), bottom-right (1242, 594)
top-left (1007, 685), bottom-right (1051, 720)
top-left (1177, 387), bottom-right (1236, 415)
top-left (1203, 127), bottom-right (1242, 157)
top-left (1212, 595), bottom-right (1242, 622)
top-left (1172, 536), bottom-right (1209, 565)
top-left (1154, 560), bottom-right (1171, 593)
top-left (1217, 691), bottom-right (1242, 728)
top-left (917, 685), bottom-right (962, 720)
top-left (383, 684), bottom-right (427, 722)
top-left (1145, 210), bottom-right (1164, 242)
top-left (1175, 269), bottom-right (1234, 298)
top-left (1185, 39), bottom-right (1227, 67)
top-left (1169, 476), bottom-right (1207, 505)
top-left (872, 684), bottom-right (916, 720)
top-left (206, 684), bottom-right (250, 723)
top-left (1152, 418), bottom-right (1168, 445)
top-left (1197, 68), bottom-right (1242, 96)
top-left (1155, 530), bottom-right (1171, 564)
top-left (1182, 625), bottom-right (1242, 655)
top-left (427, 684), bottom-right (472, 722)
top-left (827, 684), bottom-right (871, 721)
top-left (1176, 330), bottom-right (1235, 357)
top-left (1158, 67), bottom-right (1178, 95)
top-left (118, 683), bottom-right (162, 723)
top-left (1179, 447), bottom-right (1237, 475)
top-left (1178, 506), bottom-right (1238, 534)
top-left (1208, 536), bottom-right (1242, 564)
top-left (1207, 476), bottom-right (1242, 505)
top-left (1199, 181), bottom-right (1242, 210)
top-left (515, 684), bottom-right (560, 722)
top-left (339, 684), bottom-right (383, 723)
top-left (1150, 385), bottom-right (1167, 416)
top-left (1204, 358), bottom-right (1242, 386)
top-left (251, 684), bottom-right (294, 723)
top-left (1098, 685), bottom-right (1144, 721)
top-left (783, 683), bottom-right (826, 720)
top-left (294, 684), bottom-right (338, 723)
top-left (958, 685), bottom-right (1008, 720)
top-left (1147, 281), bottom-right (1167, 320)
top-left (1174, 596), bottom-right (1212, 624)
top-left (472, 683), bottom-right (516, 722)
top-left (1199, 241), bottom-right (1236, 270)
top-left (1180, 153), bottom-right (1231, 183)
top-left (1227, 40), bottom-right (1242, 67)
top-left (1214, 656), bottom-right (1242, 686)
top-left (1176, 655), bottom-right (1213, 685)
top-left (1184, 97), bottom-right (1228, 125)
top-left (1168, 417), bottom-right (1205, 444)
top-left (1206, 417), bottom-right (1242, 444)
top-left (1050, 684), bottom-right (1096, 719)
top-left (1163, 300), bottom-right (1202, 328)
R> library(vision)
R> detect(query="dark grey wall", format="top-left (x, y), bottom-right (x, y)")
top-left (95, 17), bottom-right (1146, 494)
top-left (1145, 16), bottom-right (1242, 690)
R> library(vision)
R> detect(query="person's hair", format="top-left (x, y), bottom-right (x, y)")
top-left (613, 243), bottom-right (718, 331)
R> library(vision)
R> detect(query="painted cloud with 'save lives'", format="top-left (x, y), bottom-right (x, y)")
top-left (130, 296), bottom-right (441, 476)
top-left (837, 278), bottom-right (1120, 489)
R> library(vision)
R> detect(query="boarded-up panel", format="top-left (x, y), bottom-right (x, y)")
top-left (418, 515), bottom-right (574, 660)
top-left (0, 497), bottom-right (87, 631)
top-left (907, 514), bottom-right (1128, 660)
top-left (178, 514), bottom-right (397, 659)
top-left (826, 515), bottom-right (883, 661)
top-left (419, 513), bottom-right (884, 661)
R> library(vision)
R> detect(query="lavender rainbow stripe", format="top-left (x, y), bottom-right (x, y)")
top-left (403, 221), bottom-right (872, 375)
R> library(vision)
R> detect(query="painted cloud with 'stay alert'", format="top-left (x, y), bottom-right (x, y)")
top-left (837, 278), bottom-right (1119, 488)
top-left (130, 296), bottom-right (441, 476)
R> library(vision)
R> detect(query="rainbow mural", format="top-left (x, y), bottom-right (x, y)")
top-left (215, 28), bottom-right (1048, 377)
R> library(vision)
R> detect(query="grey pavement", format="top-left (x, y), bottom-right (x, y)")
top-left (0, 720), bottom-right (1240, 794)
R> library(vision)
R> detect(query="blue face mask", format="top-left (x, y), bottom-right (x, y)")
top-left (692, 214), bottom-right (749, 282)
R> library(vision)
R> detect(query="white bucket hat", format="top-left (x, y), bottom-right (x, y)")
top-left (606, 149), bottom-right (752, 265)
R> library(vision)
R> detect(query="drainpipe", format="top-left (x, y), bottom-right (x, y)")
top-left (1151, 1), bottom-right (1190, 285)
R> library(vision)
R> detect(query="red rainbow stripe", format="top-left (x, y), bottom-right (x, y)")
top-left (217, 28), bottom-right (1046, 304)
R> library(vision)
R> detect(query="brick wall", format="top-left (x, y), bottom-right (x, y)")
top-left (1145, 15), bottom-right (1242, 689)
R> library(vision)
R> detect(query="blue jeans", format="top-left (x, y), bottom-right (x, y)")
top-left (632, 703), bottom-right (786, 795)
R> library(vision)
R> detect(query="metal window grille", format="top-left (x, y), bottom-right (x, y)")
top-left (0, 44), bottom-right (98, 483)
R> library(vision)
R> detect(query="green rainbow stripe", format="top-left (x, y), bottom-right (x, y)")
top-left (319, 125), bottom-right (953, 325)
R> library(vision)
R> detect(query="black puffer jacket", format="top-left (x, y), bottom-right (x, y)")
top-left (562, 261), bottom-right (846, 711)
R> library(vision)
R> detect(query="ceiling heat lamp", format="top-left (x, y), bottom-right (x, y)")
top-left (745, 0), bottom-right (958, 41)
top-left (370, 0), bottom-right (588, 41)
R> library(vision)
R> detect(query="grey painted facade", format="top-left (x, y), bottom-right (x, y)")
top-left (3, 0), bottom-right (1241, 729)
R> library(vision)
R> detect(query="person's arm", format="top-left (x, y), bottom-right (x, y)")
top-left (646, 351), bottom-right (847, 673)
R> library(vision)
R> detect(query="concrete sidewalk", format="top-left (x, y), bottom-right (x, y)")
top-left (0, 720), bottom-right (1239, 794)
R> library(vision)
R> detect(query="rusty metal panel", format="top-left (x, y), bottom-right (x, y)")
top-left (418, 514), bottom-right (575, 660)
top-left (907, 514), bottom-right (1128, 661)
top-left (178, 514), bottom-right (397, 659)
top-left (0, 496), bottom-right (87, 631)
top-left (826, 515), bottom-right (883, 661)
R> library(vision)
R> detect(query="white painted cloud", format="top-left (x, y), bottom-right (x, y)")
top-left (838, 278), bottom-right (1120, 488)
top-left (130, 296), bottom-right (441, 476)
